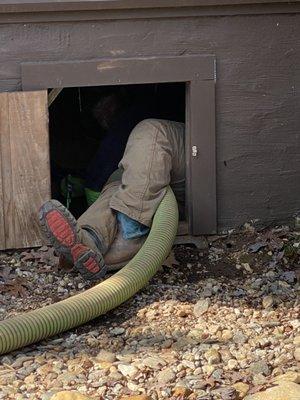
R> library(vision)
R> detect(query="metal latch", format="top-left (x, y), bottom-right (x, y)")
top-left (192, 145), bottom-right (198, 157)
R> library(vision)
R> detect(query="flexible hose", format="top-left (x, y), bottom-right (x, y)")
top-left (0, 187), bottom-right (178, 355)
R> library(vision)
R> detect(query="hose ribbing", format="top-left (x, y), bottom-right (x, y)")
top-left (0, 187), bottom-right (178, 355)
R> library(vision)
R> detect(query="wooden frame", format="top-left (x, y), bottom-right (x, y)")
top-left (2, 0), bottom-right (298, 12)
top-left (1, 0), bottom-right (299, 18)
top-left (21, 55), bottom-right (216, 234)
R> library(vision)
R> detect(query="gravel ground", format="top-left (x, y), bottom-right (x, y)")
top-left (0, 224), bottom-right (299, 399)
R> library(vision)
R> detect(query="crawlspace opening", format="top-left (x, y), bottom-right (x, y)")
top-left (49, 82), bottom-right (186, 220)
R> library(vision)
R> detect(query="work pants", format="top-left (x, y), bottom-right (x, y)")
top-left (77, 119), bottom-right (185, 254)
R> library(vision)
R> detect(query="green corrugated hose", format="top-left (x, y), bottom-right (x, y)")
top-left (0, 187), bottom-right (178, 355)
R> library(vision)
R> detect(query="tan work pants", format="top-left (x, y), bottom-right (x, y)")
top-left (78, 119), bottom-right (185, 253)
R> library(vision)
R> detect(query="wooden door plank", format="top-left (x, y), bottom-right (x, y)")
top-left (0, 93), bottom-right (9, 250)
top-left (7, 90), bottom-right (50, 249)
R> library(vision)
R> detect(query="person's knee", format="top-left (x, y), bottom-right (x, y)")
top-left (131, 118), bottom-right (165, 139)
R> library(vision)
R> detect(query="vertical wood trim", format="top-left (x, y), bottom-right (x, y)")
top-left (0, 93), bottom-right (9, 250)
top-left (7, 91), bottom-right (50, 248)
top-left (188, 80), bottom-right (217, 234)
top-left (0, 92), bottom-right (15, 249)
top-left (185, 83), bottom-right (193, 234)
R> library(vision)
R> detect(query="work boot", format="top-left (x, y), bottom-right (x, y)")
top-left (39, 200), bottom-right (107, 281)
top-left (104, 229), bottom-right (146, 271)
top-left (57, 230), bottom-right (146, 273)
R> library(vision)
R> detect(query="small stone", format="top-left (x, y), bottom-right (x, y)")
top-left (222, 329), bottom-right (233, 341)
top-left (116, 353), bottom-right (133, 363)
top-left (172, 387), bottom-right (192, 398)
top-left (234, 288), bottom-right (246, 297)
top-left (262, 295), bottom-right (274, 309)
top-left (41, 393), bottom-right (56, 400)
top-left (161, 339), bottom-right (173, 348)
top-left (245, 382), bottom-right (300, 400)
top-left (172, 336), bottom-right (196, 350)
top-left (212, 368), bottom-right (223, 380)
top-left (24, 374), bottom-right (36, 384)
top-left (177, 307), bottom-right (191, 317)
top-left (272, 371), bottom-right (300, 384)
top-left (280, 271), bottom-right (296, 283)
top-left (142, 356), bottom-right (166, 369)
top-left (293, 336), bottom-right (300, 346)
top-left (187, 329), bottom-right (204, 342)
top-left (1, 356), bottom-right (12, 365)
top-left (40, 245), bottom-right (49, 251)
top-left (290, 321), bottom-right (300, 330)
top-left (194, 299), bottom-right (210, 316)
top-left (208, 324), bottom-right (220, 335)
top-left (233, 332), bottom-right (248, 344)
top-left (204, 349), bottom-right (221, 365)
top-left (119, 396), bottom-right (151, 400)
top-left (127, 382), bottom-right (140, 391)
top-left (110, 327), bottom-right (125, 335)
top-left (249, 360), bottom-right (270, 376)
top-left (109, 371), bottom-right (123, 380)
top-left (212, 387), bottom-right (237, 399)
top-left (94, 361), bottom-right (112, 370)
top-left (11, 356), bottom-right (33, 368)
top-left (117, 364), bottom-right (138, 378)
top-left (252, 374), bottom-right (267, 386)
top-left (191, 390), bottom-right (207, 399)
top-left (49, 392), bottom-right (92, 400)
top-left (157, 368), bottom-right (176, 384)
top-left (293, 348), bottom-right (300, 361)
top-left (233, 382), bottom-right (250, 399)
top-left (242, 263), bottom-right (253, 273)
top-left (201, 287), bottom-right (213, 297)
top-left (202, 365), bottom-right (215, 376)
top-left (0, 372), bottom-right (16, 385)
top-left (56, 372), bottom-right (78, 385)
top-left (227, 359), bottom-right (238, 370)
top-left (96, 350), bottom-right (116, 363)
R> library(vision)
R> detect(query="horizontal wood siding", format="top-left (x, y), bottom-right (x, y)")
top-left (0, 12), bottom-right (299, 230)
top-left (1, 0), bottom-right (299, 13)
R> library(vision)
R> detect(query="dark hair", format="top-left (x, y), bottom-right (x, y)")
top-left (92, 87), bottom-right (129, 130)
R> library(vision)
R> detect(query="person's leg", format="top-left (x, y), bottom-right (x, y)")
top-left (109, 119), bottom-right (185, 227)
top-left (39, 179), bottom-right (145, 280)
top-left (39, 119), bottom-right (185, 279)
top-left (80, 178), bottom-right (149, 268)
top-left (77, 181), bottom-right (119, 254)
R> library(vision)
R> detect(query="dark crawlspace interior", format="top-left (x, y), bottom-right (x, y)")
top-left (49, 83), bottom-right (186, 218)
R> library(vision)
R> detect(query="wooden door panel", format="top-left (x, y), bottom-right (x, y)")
top-left (0, 90), bottom-right (50, 250)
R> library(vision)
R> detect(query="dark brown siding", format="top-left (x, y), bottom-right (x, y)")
top-left (0, 10), bottom-right (299, 231)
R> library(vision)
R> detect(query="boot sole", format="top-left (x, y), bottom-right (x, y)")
top-left (39, 200), bottom-right (106, 281)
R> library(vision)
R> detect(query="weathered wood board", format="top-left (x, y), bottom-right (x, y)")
top-left (0, 94), bottom-right (8, 248)
top-left (0, 90), bottom-right (50, 250)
